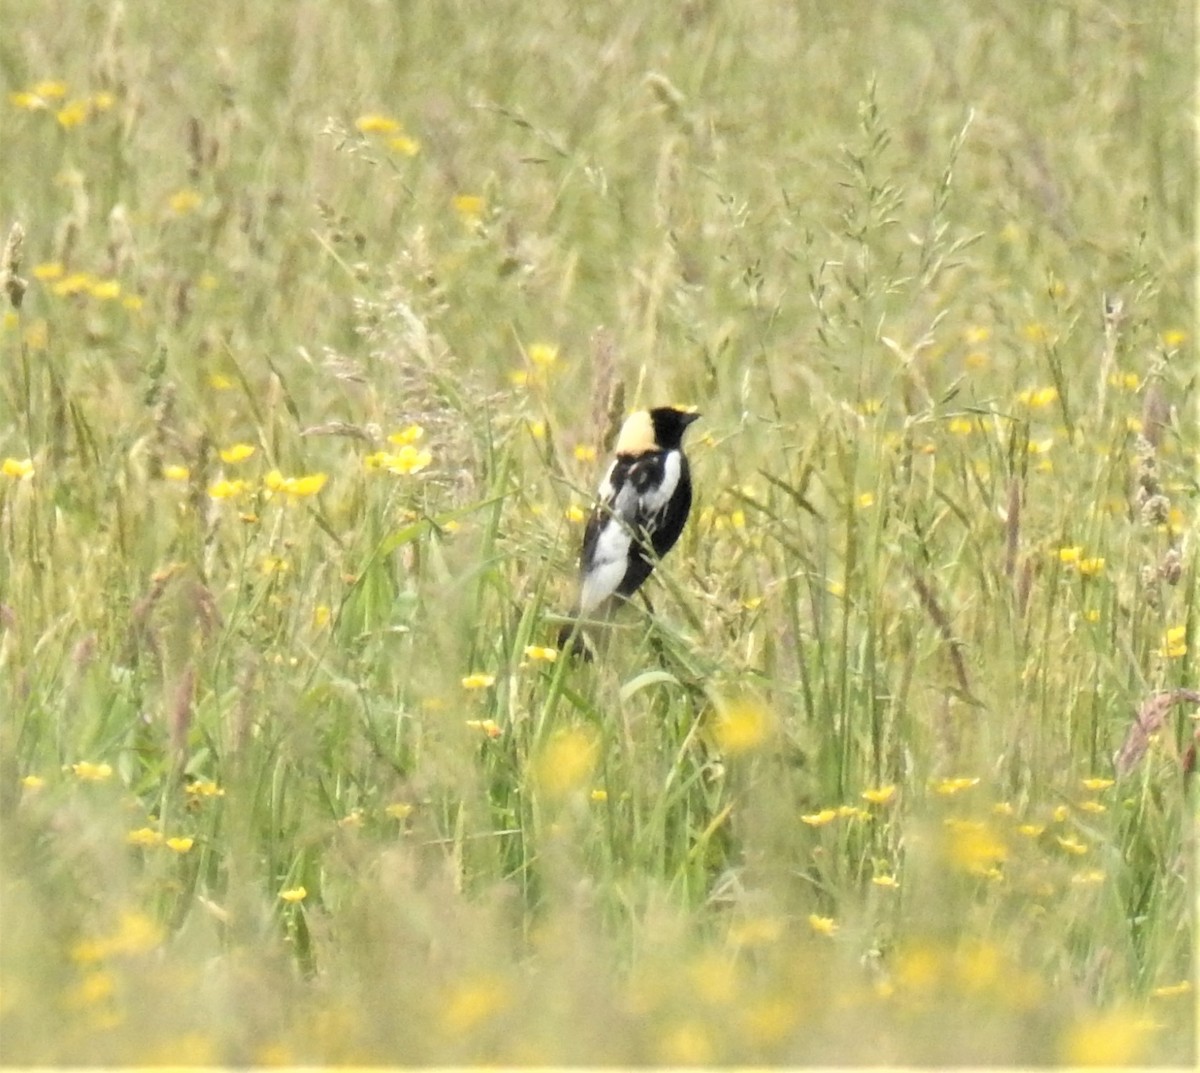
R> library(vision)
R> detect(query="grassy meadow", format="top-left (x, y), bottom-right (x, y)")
top-left (1, 0), bottom-right (1197, 1064)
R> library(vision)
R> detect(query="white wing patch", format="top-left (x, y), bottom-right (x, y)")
top-left (577, 450), bottom-right (683, 614)
top-left (638, 451), bottom-right (680, 516)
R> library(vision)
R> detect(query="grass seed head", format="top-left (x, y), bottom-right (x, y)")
top-left (2, 221), bottom-right (27, 308)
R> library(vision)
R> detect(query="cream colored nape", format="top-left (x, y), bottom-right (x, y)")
top-left (614, 410), bottom-right (657, 456)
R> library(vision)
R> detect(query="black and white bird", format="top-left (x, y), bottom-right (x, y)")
top-left (559, 406), bottom-right (699, 651)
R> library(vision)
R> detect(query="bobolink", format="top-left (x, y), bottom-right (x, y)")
top-left (559, 406), bottom-right (700, 650)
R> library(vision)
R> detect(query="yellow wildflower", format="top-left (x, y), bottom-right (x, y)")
top-left (165, 837), bottom-right (194, 854)
top-left (163, 464), bottom-right (190, 481)
top-left (945, 819), bottom-right (1008, 875)
top-left (528, 343), bottom-right (559, 367)
top-left (461, 673), bottom-right (495, 690)
top-left (126, 827), bottom-right (163, 847)
top-left (355, 114), bottom-right (400, 135)
top-left (1017, 386), bottom-right (1058, 407)
top-left (87, 276), bottom-right (120, 298)
top-left (2, 457), bottom-right (35, 480)
top-left (862, 784), bottom-right (897, 805)
top-left (56, 100), bottom-right (90, 128)
top-left (801, 809), bottom-right (838, 827)
top-left (523, 645), bottom-right (558, 663)
top-left (1060, 1008), bottom-right (1150, 1066)
top-left (168, 189), bottom-right (203, 215)
top-left (533, 726), bottom-right (600, 799)
top-left (387, 424), bottom-right (424, 446)
top-left (272, 472), bottom-right (328, 497)
top-left (1159, 625), bottom-right (1187, 659)
top-left (364, 446), bottom-right (432, 475)
top-left (452, 194), bottom-right (485, 224)
top-left (808, 914), bottom-right (839, 936)
top-left (932, 776), bottom-right (979, 795)
top-left (208, 478), bottom-right (250, 499)
top-left (33, 80), bottom-right (69, 99)
top-left (279, 886), bottom-right (307, 903)
top-left (72, 761), bottom-right (113, 782)
top-left (711, 697), bottom-right (775, 755)
top-left (264, 469), bottom-right (325, 497)
top-left (52, 273), bottom-right (92, 296)
top-left (389, 134), bottom-right (420, 156)
top-left (9, 91), bottom-right (46, 110)
top-left (219, 443), bottom-right (256, 464)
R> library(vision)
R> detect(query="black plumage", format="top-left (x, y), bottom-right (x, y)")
top-left (559, 406), bottom-right (699, 650)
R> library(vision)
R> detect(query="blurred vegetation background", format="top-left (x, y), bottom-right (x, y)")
top-left (0, 0), bottom-right (1195, 1064)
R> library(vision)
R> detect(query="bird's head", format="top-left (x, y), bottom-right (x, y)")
top-left (616, 406), bottom-right (700, 454)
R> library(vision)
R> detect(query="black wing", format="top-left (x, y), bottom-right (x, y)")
top-left (580, 450), bottom-right (691, 599)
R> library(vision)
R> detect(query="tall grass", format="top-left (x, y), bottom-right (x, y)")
top-left (1, 0), bottom-right (1195, 1064)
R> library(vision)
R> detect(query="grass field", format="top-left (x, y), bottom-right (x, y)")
top-left (1, 0), bottom-right (1196, 1064)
